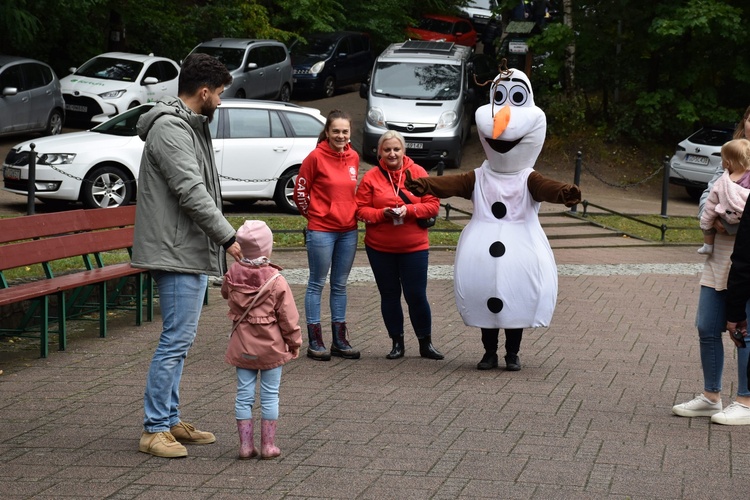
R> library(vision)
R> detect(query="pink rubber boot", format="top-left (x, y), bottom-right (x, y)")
top-left (260, 419), bottom-right (281, 459)
top-left (237, 419), bottom-right (258, 459)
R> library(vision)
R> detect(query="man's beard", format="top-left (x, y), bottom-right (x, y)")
top-left (201, 101), bottom-right (216, 122)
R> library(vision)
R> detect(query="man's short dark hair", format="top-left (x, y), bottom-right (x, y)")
top-left (179, 53), bottom-right (233, 96)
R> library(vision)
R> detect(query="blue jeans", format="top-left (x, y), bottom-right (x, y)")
top-left (365, 246), bottom-right (431, 338)
top-left (696, 286), bottom-right (750, 396)
top-left (304, 229), bottom-right (357, 324)
top-left (235, 366), bottom-right (282, 420)
top-left (143, 272), bottom-right (208, 433)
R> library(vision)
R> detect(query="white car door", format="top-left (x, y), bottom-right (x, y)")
top-left (214, 107), bottom-right (293, 199)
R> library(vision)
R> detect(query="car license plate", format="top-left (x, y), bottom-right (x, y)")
top-left (3, 166), bottom-right (21, 180)
top-left (65, 104), bottom-right (88, 112)
top-left (685, 154), bottom-right (709, 166)
top-left (406, 142), bottom-right (424, 149)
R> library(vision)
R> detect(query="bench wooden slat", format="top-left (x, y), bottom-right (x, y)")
top-left (0, 264), bottom-right (142, 306)
top-left (1, 228), bottom-right (134, 270)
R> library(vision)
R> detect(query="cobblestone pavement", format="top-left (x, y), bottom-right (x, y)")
top-left (4, 241), bottom-right (750, 499)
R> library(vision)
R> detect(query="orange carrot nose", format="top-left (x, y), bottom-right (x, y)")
top-left (493, 105), bottom-right (511, 139)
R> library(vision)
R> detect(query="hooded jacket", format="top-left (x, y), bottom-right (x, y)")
top-left (355, 155), bottom-right (439, 253)
top-left (293, 140), bottom-right (359, 232)
top-left (222, 261), bottom-right (302, 370)
top-left (700, 171), bottom-right (750, 230)
top-left (131, 97), bottom-right (235, 276)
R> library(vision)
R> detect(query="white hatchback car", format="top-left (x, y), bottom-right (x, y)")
top-left (60, 52), bottom-right (180, 125)
top-left (669, 125), bottom-right (734, 200)
top-left (2, 99), bottom-right (325, 212)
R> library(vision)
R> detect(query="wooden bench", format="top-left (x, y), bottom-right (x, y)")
top-left (0, 205), bottom-right (153, 358)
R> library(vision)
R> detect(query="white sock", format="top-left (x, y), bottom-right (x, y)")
top-left (698, 244), bottom-right (714, 255)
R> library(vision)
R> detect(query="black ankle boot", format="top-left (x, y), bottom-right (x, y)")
top-left (386, 336), bottom-right (405, 359)
top-left (418, 336), bottom-right (444, 360)
top-left (477, 352), bottom-right (498, 370)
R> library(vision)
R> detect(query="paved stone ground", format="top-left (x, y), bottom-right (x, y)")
top-left (3, 239), bottom-right (750, 499)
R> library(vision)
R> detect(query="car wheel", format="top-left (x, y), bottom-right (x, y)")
top-left (448, 145), bottom-right (463, 169)
top-left (128, 101), bottom-right (140, 109)
top-left (81, 165), bottom-right (134, 209)
top-left (686, 186), bottom-right (704, 201)
top-left (45, 109), bottom-right (64, 135)
top-left (323, 76), bottom-right (335, 98)
top-left (279, 84), bottom-right (291, 102)
top-left (235, 89), bottom-right (246, 99)
top-left (273, 167), bottom-right (300, 214)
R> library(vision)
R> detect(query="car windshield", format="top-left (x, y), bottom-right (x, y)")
top-left (75, 57), bottom-right (144, 82)
top-left (469, 0), bottom-right (496, 8)
top-left (91, 104), bottom-right (153, 136)
top-left (292, 37), bottom-right (336, 58)
top-left (689, 127), bottom-right (734, 146)
top-left (372, 62), bottom-right (461, 100)
top-left (416, 18), bottom-right (454, 35)
top-left (193, 47), bottom-right (245, 71)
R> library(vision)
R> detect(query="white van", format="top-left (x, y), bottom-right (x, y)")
top-left (359, 41), bottom-right (476, 168)
top-left (460, 0), bottom-right (498, 34)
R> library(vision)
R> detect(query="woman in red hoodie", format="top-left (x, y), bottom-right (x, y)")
top-left (294, 109), bottom-right (360, 361)
top-left (355, 130), bottom-right (444, 360)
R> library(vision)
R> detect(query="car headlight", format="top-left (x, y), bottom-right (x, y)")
top-left (437, 110), bottom-right (458, 129)
top-left (367, 107), bottom-right (385, 128)
top-left (310, 61), bottom-right (326, 75)
top-left (38, 153), bottom-right (76, 165)
top-left (98, 89), bottom-right (127, 99)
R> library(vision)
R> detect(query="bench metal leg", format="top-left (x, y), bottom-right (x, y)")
top-left (40, 296), bottom-right (49, 359)
top-left (58, 291), bottom-right (67, 351)
top-left (99, 282), bottom-right (107, 338)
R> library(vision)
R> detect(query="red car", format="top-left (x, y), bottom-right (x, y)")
top-left (407, 14), bottom-right (478, 49)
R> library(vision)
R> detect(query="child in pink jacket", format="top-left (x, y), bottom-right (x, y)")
top-left (222, 220), bottom-right (302, 460)
top-left (699, 139), bottom-right (750, 254)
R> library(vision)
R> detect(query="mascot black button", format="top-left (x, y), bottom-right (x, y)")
top-left (491, 202), bottom-right (507, 219)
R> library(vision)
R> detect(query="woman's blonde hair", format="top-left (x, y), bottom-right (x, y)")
top-left (721, 138), bottom-right (750, 173)
top-left (377, 130), bottom-right (406, 152)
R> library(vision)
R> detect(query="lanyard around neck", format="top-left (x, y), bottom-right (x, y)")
top-left (386, 167), bottom-right (403, 201)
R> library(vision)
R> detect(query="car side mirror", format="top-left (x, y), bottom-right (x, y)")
top-left (2, 87), bottom-right (18, 97)
top-left (69, 67), bottom-right (77, 74)
top-left (142, 76), bottom-right (159, 85)
top-left (247, 62), bottom-right (258, 70)
top-left (359, 82), bottom-right (369, 99)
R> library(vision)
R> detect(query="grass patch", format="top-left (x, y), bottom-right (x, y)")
top-left (226, 215), bottom-right (465, 248)
top-left (1, 215), bottom-right (465, 282)
top-left (583, 213), bottom-right (702, 243)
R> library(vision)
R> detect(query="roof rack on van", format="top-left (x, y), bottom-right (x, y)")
top-left (396, 40), bottom-right (455, 54)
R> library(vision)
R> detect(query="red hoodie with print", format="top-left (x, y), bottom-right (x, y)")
top-left (294, 140), bottom-right (359, 232)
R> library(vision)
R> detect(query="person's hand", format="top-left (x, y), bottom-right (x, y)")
top-left (726, 319), bottom-right (748, 348)
top-left (404, 170), bottom-right (426, 196)
top-left (226, 241), bottom-right (243, 262)
top-left (384, 206), bottom-right (406, 219)
top-left (289, 345), bottom-right (300, 359)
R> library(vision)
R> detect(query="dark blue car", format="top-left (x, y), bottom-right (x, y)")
top-left (291, 31), bottom-right (373, 98)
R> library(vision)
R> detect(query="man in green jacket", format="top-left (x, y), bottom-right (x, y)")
top-left (132, 53), bottom-right (242, 458)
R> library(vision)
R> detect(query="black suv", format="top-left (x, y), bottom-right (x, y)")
top-left (290, 31), bottom-right (373, 98)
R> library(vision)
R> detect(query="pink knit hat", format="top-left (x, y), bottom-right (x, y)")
top-left (236, 220), bottom-right (273, 259)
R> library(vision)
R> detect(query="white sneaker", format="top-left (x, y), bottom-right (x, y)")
top-left (710, 402), bottom-right (750, 425)
top-left (672, 394), bottom-right (722, 417)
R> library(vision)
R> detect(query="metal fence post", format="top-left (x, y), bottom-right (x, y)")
top-left (661, 155), bottom-right (670, 218)
top-left (27, 143), bottom-right (36, 215)
top-left (571, 151), bottom-right (582, 212)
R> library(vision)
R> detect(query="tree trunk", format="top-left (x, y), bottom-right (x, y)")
top-left (563, 0), bottom-right (575, 94)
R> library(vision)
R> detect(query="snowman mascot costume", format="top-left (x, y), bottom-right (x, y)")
top-left (405, 67), bottom-right (581, 371)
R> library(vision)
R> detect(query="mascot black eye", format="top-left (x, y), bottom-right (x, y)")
top-left (493, 85), bottom-right (508, 105)
top-left (509, 85), bottom-right (529, 106)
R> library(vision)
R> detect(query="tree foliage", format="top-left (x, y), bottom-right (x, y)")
top-left (2, 0), bottom-right (749, 143)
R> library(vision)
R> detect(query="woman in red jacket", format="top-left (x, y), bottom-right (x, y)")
top-left (355, 130), bottom-right (444, 359)
top-left (293, 109), bottom-right (360, 361)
